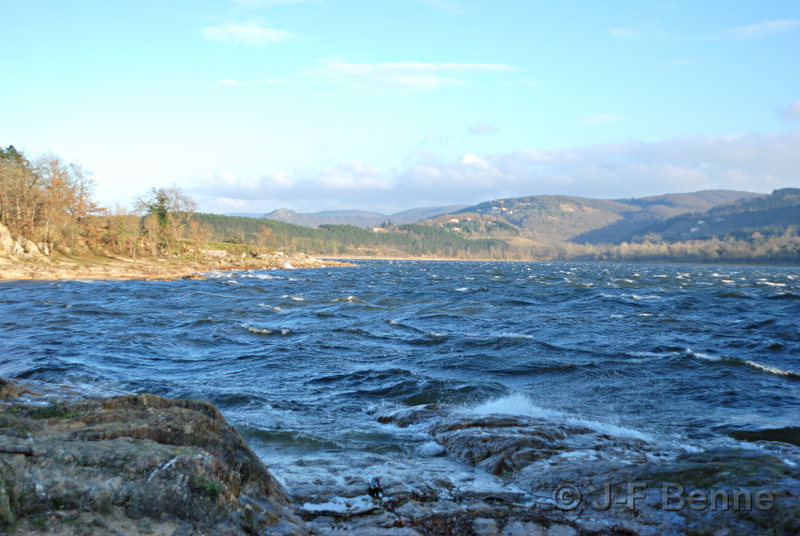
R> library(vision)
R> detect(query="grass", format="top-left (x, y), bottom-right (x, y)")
top-left (31, 403), bottom-right (73, 420)
top-left (195, 478), bottom-right (223, 498)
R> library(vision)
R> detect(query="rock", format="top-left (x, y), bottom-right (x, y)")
top-left (547, 524), bottom-right (578, 536)
top-left (502, 521), bottom-right (547, 536)
top-left (394, 500), bottom-right (433, 520)
top-left (0, 381), bottom-right (301, 535)
top-left (0, 223), bottom-right (15, 257)
top-left (473, 517), bottom-right (500, 536)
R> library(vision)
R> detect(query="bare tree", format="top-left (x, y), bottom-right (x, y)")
top-left (143, 214), bottom-right (160, 258)
top-left (188, 220), bottom-right (211, 260)
top-left (256, 225), bottom-right (274, 249)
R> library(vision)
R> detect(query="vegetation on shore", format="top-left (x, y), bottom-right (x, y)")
top-left (2, 144), bottom-right (799, 266)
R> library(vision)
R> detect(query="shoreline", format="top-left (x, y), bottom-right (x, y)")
top-left (321, 255), bottom-right (800, 268)
top-left (0, 252), bottom-right (352, 282)
top-left (2, 377), bottom-right (798, 535)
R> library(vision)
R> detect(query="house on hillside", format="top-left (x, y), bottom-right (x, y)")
top-left (372, 227), bottom-right (388, 233)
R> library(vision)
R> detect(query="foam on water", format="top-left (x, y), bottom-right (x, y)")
top-left (685, 348), bottom-right (721, 361)
top-left (497, 332), bottom-right (535, 340)
top-left (469, 394), bottom-right (652, 441)
top-left (302, 495), bottom-right (373, 513)
top-left (744, 360), bottom-right (800, 379)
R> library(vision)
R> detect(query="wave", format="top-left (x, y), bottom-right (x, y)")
top-left (469, 394), bottom-right (652, 441)
top-left (743, 360), bottom-right (800, 379)
top-left (684, 349), bottom-right (800, 378)
top-left (497, 332), bottom-right (535, 340)
top-left (247, 327), bottom-right (273, 335)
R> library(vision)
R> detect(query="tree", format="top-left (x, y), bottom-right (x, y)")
top-left (133, 184), bottom-right (197, 257)
top-left (188, 220), bottom-right (211, 260)
top-left (143, 214), bottom-right (160, 258)
top-left (256, 225), bottom-right (274, 249)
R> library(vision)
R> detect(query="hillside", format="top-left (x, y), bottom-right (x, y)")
top-left (262, 204), bottom-right (469, 229)
top-left (440, 190), bottom-right (761, 244)
top-left (632, 187), bottom-right (800, 242)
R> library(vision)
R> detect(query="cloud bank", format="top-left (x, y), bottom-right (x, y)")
top-left (193, 130), bottom-right (800, 213)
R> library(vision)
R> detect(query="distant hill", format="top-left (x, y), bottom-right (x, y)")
top-left (632, 188), bottom-right (800, 242)
top-left (261, 205), bottom-right (469, 228)
top-left (195, 189), bottom-right (800, 264)
top-left (436, 190), bottom-right (762, 244)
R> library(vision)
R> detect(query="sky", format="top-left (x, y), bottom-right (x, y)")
top-left (2, 0), bottom-right (799, 215)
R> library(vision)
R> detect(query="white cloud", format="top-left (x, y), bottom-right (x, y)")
top-left (468, 122), bottom-right (499, 135)
top-left (779, 99), bottom-right (800, 120)
top-left (304, 60), bottom-right (516, 91)
top-left (577, 114), bottom-right (626, 126)
top-left (192, 131), bottom-right (800, 213)
top-left (213, 79), bottom-right (244, 86)
top-left (723, 19), bottom-right (800, 39)
top-left (201, 22), bottom-right (296, 45)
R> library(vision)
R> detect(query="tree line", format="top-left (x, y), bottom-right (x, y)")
top-left (0, 145), bottom-right (200, 260)
top-left (2, 145), bottom-right (799, 265)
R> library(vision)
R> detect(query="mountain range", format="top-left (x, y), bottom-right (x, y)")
top-left (252, 205), bottom-right (470, 228)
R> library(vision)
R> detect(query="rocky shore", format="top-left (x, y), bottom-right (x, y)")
top-left (1, 378), bottom-right (798, 536)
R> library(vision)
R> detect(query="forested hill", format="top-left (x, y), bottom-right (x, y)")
top-left (445, 189), bottom-right (761, 245)
top-left (196, 189), bottom-right (800, 264)
top-left (193, 213), bottom-right (509, 259)
top-left (632, 188), bottom-right (800, 242)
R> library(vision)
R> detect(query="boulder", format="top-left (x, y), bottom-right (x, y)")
top-left (0, 384), bottom-right (302, 535)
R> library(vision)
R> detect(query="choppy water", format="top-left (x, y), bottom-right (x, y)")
top-left (2, 261), bottom-right (799, 491)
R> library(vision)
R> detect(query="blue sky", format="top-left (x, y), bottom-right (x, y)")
top-left (2, 1), bottom-right (799, 214)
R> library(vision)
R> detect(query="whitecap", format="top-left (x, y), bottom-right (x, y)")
top-left (470, 394), bottom-right (651, 441)
top-left (281, 329), bottom-right (291, 335)
top-left (454, 287), bottom-right (469, 292)
top-left (744, 360), bottom-right (800, 378)
top-left (685, 348), bottom-right (721, 361)
top-left (498, 332), bottom-right (534, 340)
top-left (283, 262), bottom-right (294, 269)
top-left (248, 327), bottom-right (273, 335)
top-left (291, 297), bottom-right (306, 302)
